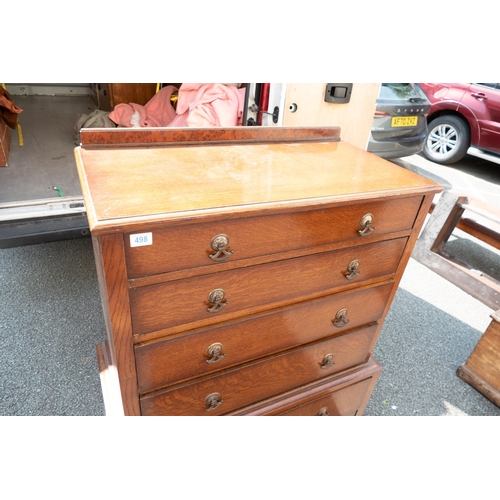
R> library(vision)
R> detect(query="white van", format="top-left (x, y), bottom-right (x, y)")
top-left (0, 83), bottom-right (379, 248)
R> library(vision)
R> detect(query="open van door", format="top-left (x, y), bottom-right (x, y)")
top-left (244, 83), bottom-right (380, 150)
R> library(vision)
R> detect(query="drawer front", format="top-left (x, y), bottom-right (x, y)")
top-left (130, 237), bottom-right (407, 335)
top-left (140, 323), bottom-right (378, 416)
top-left (124, 196), bottom-right (422, 278)
top-left (135, 282), bottom-right (393, 393)
top-left (275, 377), bottom-right (375, 416)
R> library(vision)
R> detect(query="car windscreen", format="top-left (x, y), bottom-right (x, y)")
top-left (378, 83), bottom-right (428, 103)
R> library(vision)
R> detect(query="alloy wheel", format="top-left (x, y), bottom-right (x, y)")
top-left (427, 123), bottom-right (458, 157)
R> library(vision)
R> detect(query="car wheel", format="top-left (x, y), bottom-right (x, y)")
top-left (423, 115), bottom-right (470, 164)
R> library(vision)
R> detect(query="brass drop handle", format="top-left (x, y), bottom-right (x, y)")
top-left (317, 407), bottom-right (329, 416)
top-left (358, 213), bottom-right (376, 237)
top-left (205, 392), bottom-right (223, 412)
top-left (344, 259), bottom-right (361, 280)
top-left (208, 234), bottom-right (234, 262)
top-left (207, 288), bottom-right (228, 313)
top-left (206, 342), bottom-right (226, 364)
top-left (319, 353), bottom-right (335, 370)
top-left (332, 308), bottom-right (350, 328)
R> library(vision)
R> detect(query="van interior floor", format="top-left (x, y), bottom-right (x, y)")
top-left (0, 94), bottom-right (98, 248)
top-left (0, 94), bottom-right (97, 203)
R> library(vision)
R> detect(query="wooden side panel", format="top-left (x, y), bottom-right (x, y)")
top-left (108, 83), bottom-right (157, 108)
top-left (93, 234), bottom-right (140, 415)
top-left (461, 313), bottom-right (500, 396)
top-left (91, 83), bottom-right (157, 111)
top-left (282, 83), bottom-right (380, 150)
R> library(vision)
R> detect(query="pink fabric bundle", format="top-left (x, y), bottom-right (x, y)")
top-left (109, 83), bottom-right (246, 128)
top-left (171, 83), bottom-right (246, 127)
top-left (109, 85), bottom-right (178, 128)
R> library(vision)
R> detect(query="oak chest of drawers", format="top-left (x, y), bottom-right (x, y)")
top-left (75, 126), bottom-right (441, 416)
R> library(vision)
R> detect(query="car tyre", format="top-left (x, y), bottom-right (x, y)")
top-left (423, 115), bottom-right (470, 164)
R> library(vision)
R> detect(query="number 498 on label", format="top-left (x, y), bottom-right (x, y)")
top-left (130, 232), bottom-right (153, 247)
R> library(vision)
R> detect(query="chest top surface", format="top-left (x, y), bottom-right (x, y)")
top-left (75, 132), bottom-right (440, 234)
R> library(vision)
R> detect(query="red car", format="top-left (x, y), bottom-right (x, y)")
top-left (419, 83), bottom-right (500, 164)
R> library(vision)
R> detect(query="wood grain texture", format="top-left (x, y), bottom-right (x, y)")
top-left (456, 364), bottom-right (500, 407)
top-left (91, 83), bottom-right (157, 111)
top-left (458, 313), bottom-right (500, 402)
top-left (232, 358), bottom-right (382, 415)
top-left (275, 377), bottom-right (375, 416)
top-left (78, 127), bottom-right (442, 416)
top-left (135, 282), bottom-right (393, 393)
top-left (92, 234), bottom-right (140, 415)
top-left (106, 83), bottom-right (157, 108)
top-left (79, 126), bottom-right (341, 147)
top-left (140, 323), bottom-right (378, 416)
top-left (75, 137), bottom-right (440, 236)
top-left (129, 237), bottom-right (407, 336)
top-left (124, 195), bottom-right (423, 279)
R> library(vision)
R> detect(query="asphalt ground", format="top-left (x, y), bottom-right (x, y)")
top-left (365, 227), bottom-right (500, 416)
top-left (1, 231), bottom-right (499, 417)
top-left (0, 237), bottom-right (106, 416)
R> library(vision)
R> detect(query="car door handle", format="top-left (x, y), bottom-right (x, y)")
top-left (471, 92), bottom-right (488, 100)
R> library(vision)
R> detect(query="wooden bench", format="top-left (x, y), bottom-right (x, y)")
top-left (457, 310), bottom-right (500, 407)
top-left (429, 195), bottom-right (500, 252)
top-left (412, 190), bottom-right (500, 311)
top-left (414, 191), bottom-right (500, 405)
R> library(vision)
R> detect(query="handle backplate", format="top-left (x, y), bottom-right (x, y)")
top-left (207, 288), bottom-right (228, 313)
top-left (332, 307), bottom-right (350, 328)
top-left (319, 353), bottom-right (335, 370)
top-left (344, 259), bottom-right (361, 280)
top-left (209, 234), bottom-right (234, 262)
top-left (206, 342), bottom-right (226, 363)
top-left (205, 392), bottom-right (223, 412)
top-left (358, 213), bottom-right (376, 237)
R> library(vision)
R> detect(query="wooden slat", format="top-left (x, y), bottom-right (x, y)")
top-left (457, 217), bottom-right (500, 251)
top-left (93, 234), bottom-right (141, 415)
top-left (79, 126), bottom-right (341, 148)
top-left (429, 195), bottom-right (500, 250)
top-left (413, 191), bottom-right (500, 310)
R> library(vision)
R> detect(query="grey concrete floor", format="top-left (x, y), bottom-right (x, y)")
top-left (1, 232), bottom-right (499, 416)
top-left (0, 237), bottom-right (106, 416)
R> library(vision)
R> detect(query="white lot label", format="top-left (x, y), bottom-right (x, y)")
top-left (130, 232), bottom-right (153, 247)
